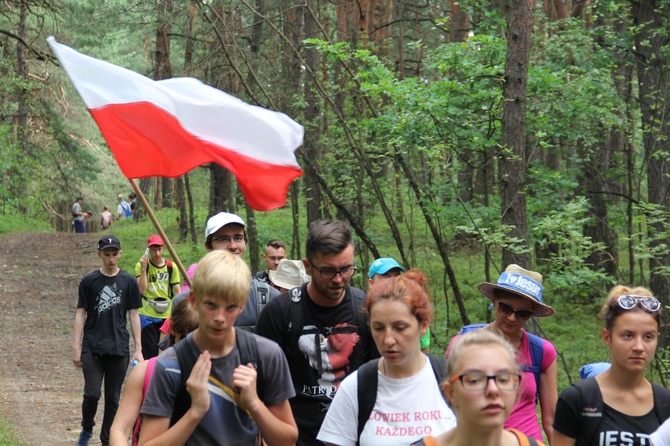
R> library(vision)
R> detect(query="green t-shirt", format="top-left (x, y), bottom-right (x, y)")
top-left (420, 326), bottom-right (431, 350)
top-left (134, 260), bottom-right (182, 318)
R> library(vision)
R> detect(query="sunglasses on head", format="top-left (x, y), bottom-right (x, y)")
top-left (617, 295), bottom-right (661, 312)
top-left (497, 301), bottom-right (534, 321)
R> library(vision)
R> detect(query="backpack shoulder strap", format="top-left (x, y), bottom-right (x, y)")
top-left (572, 378), bottom-right (603, 446)
top-left (254, 277), bottom-right (270, 318)
top-left (652, 382), bottom-right (670, 422)
top-left (166, 260), bottom-right (174, 298)
top-left (287, 284), bottom-right (308, 354)
top-left (170, 340), bottom-right (199, 426)
top-left (427, 354), bottom-right (448, 402)
top-left (356, 359), bottom-right (381, 444)
top-left (457, 323), bottom-right (488, 335)
top-left (524, 331), bottom-right (544, 404)
top-left (410, 437), bottom-right (439, 446)
top-left (508, 428), bottom-right (543, 446)
top-left (236, 329), bottom-right (264, 402)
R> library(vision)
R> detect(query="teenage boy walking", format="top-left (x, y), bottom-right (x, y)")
top-left (135, 234), bottom-right (182, 359)
top-left (255, 219), bottom-right (379, 446)
top-left (138, 250), bottom-right (298, 445)
top-left (73, 235), bottom-right (143, 446)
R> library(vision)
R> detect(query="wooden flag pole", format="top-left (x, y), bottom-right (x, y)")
top-left (129, 179), bottom-right (192, 288)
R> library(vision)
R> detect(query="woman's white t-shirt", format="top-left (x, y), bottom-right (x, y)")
top-left (317, 358), bottom-right (457, 446)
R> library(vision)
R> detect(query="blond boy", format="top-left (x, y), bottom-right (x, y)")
top-left (138, 250), bottom-right (297, 446)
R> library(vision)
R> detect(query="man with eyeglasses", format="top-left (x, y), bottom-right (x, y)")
top-left (256, 219), bottom-right (379, 446)
top-left (164, 212), bottom-right (279, 334)
top-left (255, 239), bottom-right (287, 290)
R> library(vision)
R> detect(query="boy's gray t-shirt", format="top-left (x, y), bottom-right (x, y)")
top-left (141, 333), bottom-right (295, 445)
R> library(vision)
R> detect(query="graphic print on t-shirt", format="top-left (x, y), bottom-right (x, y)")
top-left (298, 323), bottom-right (359, 394)
top-left (95, 284), bottom-right (122, 316)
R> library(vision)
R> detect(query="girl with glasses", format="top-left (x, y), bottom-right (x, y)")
top-left (413, 330), bottom-right (543, 446)
top-left (445, 264), bottom-right (557, 443)
top-left (553, 286), bottom-right (670, 446)
top-left (317, 269), bottom-right (457, 445)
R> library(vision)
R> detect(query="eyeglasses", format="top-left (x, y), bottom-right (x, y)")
top-left (497, 301), bottom-right (534, 321)
top-left (449, 373), bottom-right (522, 391)
top-left (617, 295), bottom-right (661, 312)
top-left (311, 265), bottom-right (357, 279)
top-left (266, 256), bottom-right (286, 262)
top-left (212, 235), bottom-right (246, 245)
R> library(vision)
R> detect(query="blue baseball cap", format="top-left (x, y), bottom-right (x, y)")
top-left (368, 258), bottom-right (405, 279)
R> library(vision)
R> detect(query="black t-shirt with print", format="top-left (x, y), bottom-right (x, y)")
top-left (78, 269), bottom-right (142, 356)
top-left (554, 383), bottom-right (661, 446)
top-left (255, 283), bottom-right (379, 446)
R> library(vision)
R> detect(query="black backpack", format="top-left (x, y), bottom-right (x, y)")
top-left (355, 355), bottom-right (447, 444)
top-left (571, 377), bottom-right (670, 446)
top-left (169, 329), bottom-right (263, 426)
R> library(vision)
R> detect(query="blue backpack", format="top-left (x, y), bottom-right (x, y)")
top-left (458, 324), bottom-right (544, 404)
top-left (122, 201), bottom-right (132, 217)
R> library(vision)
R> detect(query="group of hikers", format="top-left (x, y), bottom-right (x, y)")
top-left (71, 193), bottom-right (136, 233)
top-left (71, 211), bottom-right (670, 446)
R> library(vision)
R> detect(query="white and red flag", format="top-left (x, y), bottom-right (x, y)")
top-left (47, 36), bottom-right (303, 211)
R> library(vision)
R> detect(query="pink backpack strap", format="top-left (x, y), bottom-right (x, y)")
top-left (132, 358), bottom-right (157, 446)
top-left (142, 357), bottom-right (157, 398)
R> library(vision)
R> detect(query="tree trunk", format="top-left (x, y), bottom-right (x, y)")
top-left (303, 0), bottom-right (325, 224)
top-left (633, 0), bottom-right (670, 309)
top-left (15, 0), bottom-right (27, 152)
top-left (176, 176), bottom-right (188, 241)
top-left (184, 173), bottom-right (197, 244)
top-left (209, 163), bottom-right (235, 215)
top-left (499, 0), bottom-right (532, 268)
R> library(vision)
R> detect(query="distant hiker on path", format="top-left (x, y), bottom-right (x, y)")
top-left (72, 196), bottom-right (85, 233)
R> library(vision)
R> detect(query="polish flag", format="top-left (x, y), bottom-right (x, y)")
top-left (47, 37), bottom-right (303, 211)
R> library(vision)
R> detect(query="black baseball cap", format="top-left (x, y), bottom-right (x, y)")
top-left (97, 235), bottom-right (121, 251)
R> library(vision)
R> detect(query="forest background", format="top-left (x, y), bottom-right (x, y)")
top-left (1, 0), bottom-right (670, 409)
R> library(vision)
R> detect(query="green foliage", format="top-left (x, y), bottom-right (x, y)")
top-left (0, 214), bottom-right (53, 236)
top-left (533, 197), bottom-right (614, 298)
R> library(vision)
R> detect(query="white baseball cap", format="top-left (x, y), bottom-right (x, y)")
top-left (205, 212), bottom-right (246, 239)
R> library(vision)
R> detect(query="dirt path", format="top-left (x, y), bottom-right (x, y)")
top-left (0, 232), bottom-right (111, 445)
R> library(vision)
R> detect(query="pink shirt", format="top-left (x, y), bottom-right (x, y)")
top-left (445, 329), bottom-right (556, 441)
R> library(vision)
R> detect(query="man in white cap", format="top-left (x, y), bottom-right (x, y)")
top-left (116, 194), bottom-right (131, 219)
top-left (167, 212), bottom-right (280, 332)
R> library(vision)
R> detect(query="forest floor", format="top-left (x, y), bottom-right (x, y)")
top-left (0, 232), bottom-right (114, 445)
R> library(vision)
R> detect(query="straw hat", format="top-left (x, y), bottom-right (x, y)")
top-left (477, 264), bottom-right (555, 317)
top-left (269, 259), bottom-right (309, 290)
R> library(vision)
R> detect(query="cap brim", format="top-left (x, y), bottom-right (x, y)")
top-left (477, 282), bottom-right (555, 317)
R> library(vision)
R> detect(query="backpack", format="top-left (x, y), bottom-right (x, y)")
top-left (356, 354), bottom-right (448, 443)
top-left (285, 284), bottom-right (369, 376)
top-left (122, 201), bottom-right (132, 217)
top-left (170, 329), bottom-right (263, 426)
top-left (571, 378), bottom-right (670, 445)
top-left (458, 324), bottom-right (544, 404)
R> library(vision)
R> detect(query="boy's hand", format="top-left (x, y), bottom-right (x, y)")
top-left (233, 363), bottom-right (261, 412)
top-left (72, 346), bottom-right (82, 368)
top-left (186, 351), bottom-right (212, 419)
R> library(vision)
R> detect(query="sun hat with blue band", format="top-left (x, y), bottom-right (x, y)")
top-left (477, 264), bottom-right (555, 317)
